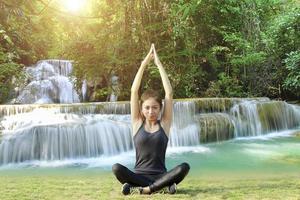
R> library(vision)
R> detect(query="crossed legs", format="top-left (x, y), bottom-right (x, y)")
top-left (112, 163), bottom-right (153, 187)
top-left (148, 162), bottom-right (190, 193)
top-left (112, 162), bottom-right (190, 194)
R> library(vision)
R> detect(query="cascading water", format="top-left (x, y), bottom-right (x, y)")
top-left (15, 60), bottom-right (80, 104)
top-left (0, 98), bottom-right (299, 165)
top-left (230, 101), bottom-right (264, 137)
top-left (169, 101), bottom-right (200, 146)
top-left (0, 108), bottom-right (132, 164)
top-left (0, 101), bottom-right (199, 165)
top-left (82, 80), bottom-right (87, 102)
top-left (231, 100), bottom-right (300, 137)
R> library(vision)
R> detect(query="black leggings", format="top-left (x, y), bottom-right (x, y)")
top-left (112, 162), bottom-right (190, 193)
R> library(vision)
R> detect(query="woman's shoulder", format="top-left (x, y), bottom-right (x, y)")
top-left (132, 118), bottom-right (143, 136)
top-left (159, 119), bottom-right (171, 137)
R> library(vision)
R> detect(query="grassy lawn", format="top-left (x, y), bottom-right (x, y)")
top-left (0, 172), bottom-right (299, 200)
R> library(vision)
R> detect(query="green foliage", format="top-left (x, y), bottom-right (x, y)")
top-left (262, 5), bottom-right (300, 98)
top-left (0, 1), bottom-right (52, 103)
top-left (283, 51), bottom-right (300, 96)
top-left (0, 24), bottom-right (23, 103)
top-left (205, 73), bottom-right (245, 97)
top-left (0, 62), bottom-right (22, 103)
top-left (0, 0), bottom-right (299, 102)
top-left (265, 6), bottom-right (300, 58)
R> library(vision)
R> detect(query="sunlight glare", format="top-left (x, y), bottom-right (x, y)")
top-left (62, 0), bottom-right (86, 12)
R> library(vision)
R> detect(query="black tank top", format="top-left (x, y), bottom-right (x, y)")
top-left (133, 121), bottom-right (169, 174)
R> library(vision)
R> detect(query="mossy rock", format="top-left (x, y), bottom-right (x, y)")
top-left (57, 102), bottom-right (131, 115)
top-left (195, 113), bottom-right (235, 143)
top-left (194, 98), bottom-right (237, 113)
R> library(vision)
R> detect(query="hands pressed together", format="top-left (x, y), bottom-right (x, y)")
top-left (141, 44), bottom-right (163, 67)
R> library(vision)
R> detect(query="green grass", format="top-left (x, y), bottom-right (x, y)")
top-left (0, 172), bottom-right (300, 200)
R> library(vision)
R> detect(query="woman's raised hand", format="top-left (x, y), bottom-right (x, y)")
top-left (152, 44), bottom-right (162, 67)
top-left (140, 44), bottom-right (163, 67)
top-left (141, 45), bottom-right (154, 66)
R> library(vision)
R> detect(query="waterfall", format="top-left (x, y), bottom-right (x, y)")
top-left (0, 98), bottom-right (299, 165)
top-left (37, 59), bottom-right (73, 77)
top-left (0, 108), bottom-right (132, 165)
top-left (169, 101), bottom-right (200, 146)
top-left (231, 101), bottom-right (263, 137)
top-left (15, 60), bottom-right (80, 104)
top-left (0, 101), bottom-right (198, 164)
top-left (82, 80), bottom-right (87, 102)
top-left (230, 100), bottom-right (300, 137)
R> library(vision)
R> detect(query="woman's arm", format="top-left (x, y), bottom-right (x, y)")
top-left (153, 45), bottom-right (173, 135)
top-left (131, 46), bottom-right (153, 134)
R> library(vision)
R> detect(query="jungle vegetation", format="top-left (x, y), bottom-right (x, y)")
top-left (0, 0), bottom-right (299, 103)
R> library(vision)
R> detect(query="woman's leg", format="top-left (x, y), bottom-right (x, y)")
top-left (148, 162), bottom-right (190, 193)
top-left (112, 163), bottom-right (152, 187)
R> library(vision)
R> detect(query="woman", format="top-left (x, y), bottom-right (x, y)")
top-left (112, 44), bottom-right (190, 195)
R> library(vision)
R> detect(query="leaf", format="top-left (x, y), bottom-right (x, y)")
top-left (182, 6), bottom-right (190, 20)
top-left (3, 34), bottom-right (13, 45)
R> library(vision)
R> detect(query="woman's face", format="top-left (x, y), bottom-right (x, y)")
top-left (141, 97), bottom-right (161, 121)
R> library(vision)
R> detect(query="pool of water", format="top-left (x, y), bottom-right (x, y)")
top-left (1, 129), bottom-right (299, 179)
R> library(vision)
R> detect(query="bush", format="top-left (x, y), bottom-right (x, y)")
top-left (205, 73), bottom-right (246, 97)
top-left (0, 63), bottom-right (23, 103)
top-left (283, 51), bottom-right (300, 97)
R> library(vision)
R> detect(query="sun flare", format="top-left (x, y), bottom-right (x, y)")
top-left (62, 0), bottom-right (86, 12)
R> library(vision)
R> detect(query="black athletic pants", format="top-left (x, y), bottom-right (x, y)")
top-left (112, 162), bottom-right (190, 193)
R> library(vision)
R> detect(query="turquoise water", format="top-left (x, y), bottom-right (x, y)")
top-left (1, 130), bottom-right (299, 179)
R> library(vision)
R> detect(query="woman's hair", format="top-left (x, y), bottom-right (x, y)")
top-left (140, 89), bottom-right (162, 109)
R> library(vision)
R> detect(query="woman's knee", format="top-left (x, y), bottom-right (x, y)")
top-left (112, 163), bottom-right (124, 175)
top-left (179, 162), bottom-right (190, 174)
top-left (171, 162), bottom-right (190, 176)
